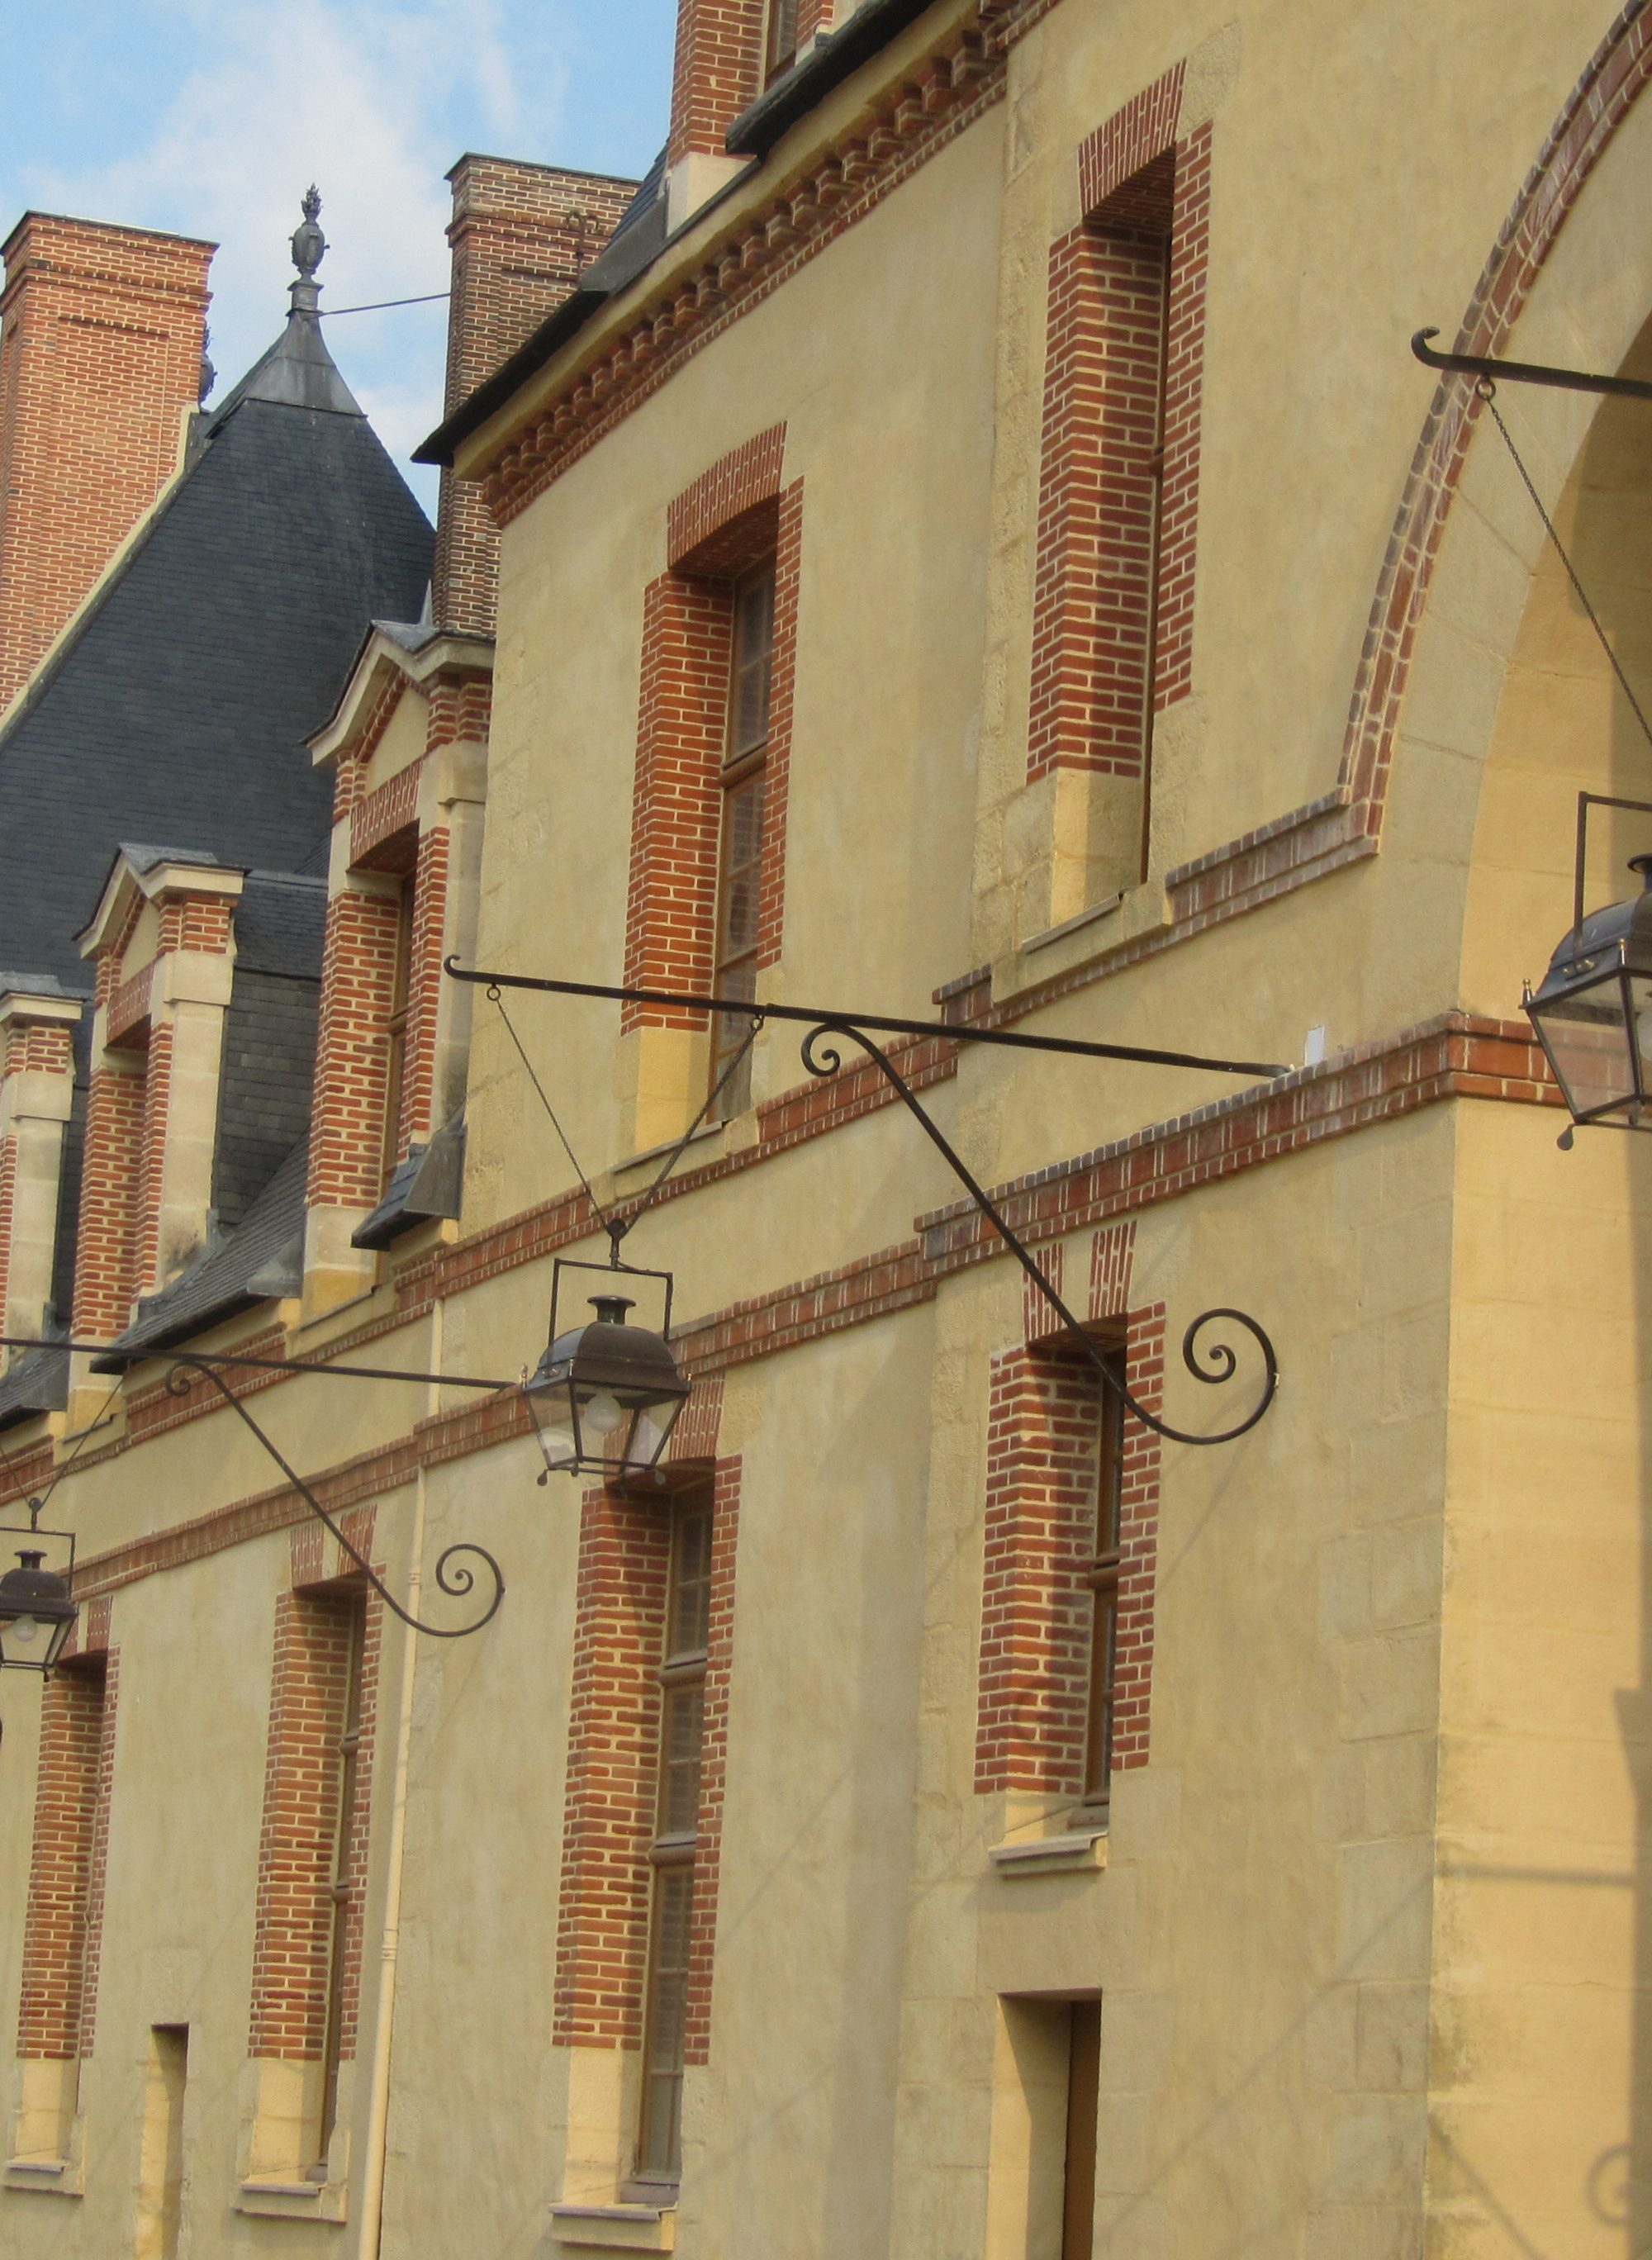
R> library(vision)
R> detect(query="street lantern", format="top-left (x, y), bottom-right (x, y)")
top-left (1526, 852), bottom-right (1652, 1133)
top-left (0, 1522), bottom-right (78, 1674)
top-left (524, 1259), bottom-right (691, 1483)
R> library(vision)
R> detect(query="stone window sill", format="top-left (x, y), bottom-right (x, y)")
top-left (548, 2199), bottom-right (676, 2252)
top-left (994, 878), bottom-right (1173, 1009)
top-left (2, 2157), bottom-right (81, 2197)
top-left (989, 1826), bottom-right (1108, 1878)
top-left (236, 2176), bottom-right (346, 2223)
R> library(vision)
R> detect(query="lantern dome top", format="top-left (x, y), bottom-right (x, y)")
top-left (1533, 853), bottom-right (1652, 997)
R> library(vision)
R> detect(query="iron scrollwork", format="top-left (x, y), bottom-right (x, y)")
top-left (799, 1018), bottom-right (1279, 1446)
top-left (164, 1356), bottom-right (504, 1638)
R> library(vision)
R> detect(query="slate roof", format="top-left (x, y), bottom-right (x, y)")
top-left (0, 1341), bottom-right (68, 1431)
top-left (0, 316), bottom-right (432, 991)
top-left (91, 1134), bottom-right (310, 1370)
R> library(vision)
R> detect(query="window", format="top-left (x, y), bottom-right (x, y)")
top-left (710, 561), bottom-right (775, 1118)
top-left (637, 1498), bottom-right (713, 2184)
top-left (316, 1590), bottom-right (368, 2170)
top-left (1062, 2000), bottom-right (1101, 2260)
top-left (379, 880), bottom-right (414, 1190)
top-left (1082, 1355), bottom-right (1126, 1804)
top-left (765, 0), bottom-right (800, 83)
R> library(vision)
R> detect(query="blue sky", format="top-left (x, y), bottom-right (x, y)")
top-left (0, 1), bottom-right (676, 508)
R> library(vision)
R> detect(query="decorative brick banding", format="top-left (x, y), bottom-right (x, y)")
top-left (8, 1018), bottom-right (1561, 1582)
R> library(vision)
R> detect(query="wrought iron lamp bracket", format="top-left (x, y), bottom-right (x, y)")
top-left (447, 962), bottom-right (1283, 1449)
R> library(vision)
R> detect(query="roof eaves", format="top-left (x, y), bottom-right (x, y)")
top-left (725, 0), bottom-right (940, 159)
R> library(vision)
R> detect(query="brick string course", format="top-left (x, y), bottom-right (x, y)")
top-left (246, 1568), bottom-right (381, 2065)
top-left (17, 1646), bottom-right (117, 2062)
top-left (0, 215), bottom-right (212, 716)
top-left (11, 1015), bottom-right (1563, 1564)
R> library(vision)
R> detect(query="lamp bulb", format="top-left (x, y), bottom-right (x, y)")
top-left (9, 1614), bottom-right (40, 1647)
top-left (583, 1392), bottom-right (625, 1437)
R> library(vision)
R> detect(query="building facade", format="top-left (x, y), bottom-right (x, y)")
top-left (3, 1), bottom-right (1652, 2255)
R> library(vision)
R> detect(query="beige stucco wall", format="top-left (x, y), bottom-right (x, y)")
top-left (8, 2), bottom-right (1652, 2256)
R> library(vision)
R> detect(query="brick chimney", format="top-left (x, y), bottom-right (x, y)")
top-left (0, 213), bottom-right (215, 717)
top-left (433, 158), bottom-right (638, 635)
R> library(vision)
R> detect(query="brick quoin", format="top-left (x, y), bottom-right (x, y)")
top-left (396, 823), bottom-right (450, 1155)
top-left (246, 1573), bottom-right (381, 2064)
top-left (0, 214), bottom-right (213, 715)
top-left (436, 159), bottom-right (635, 637)
top-left (553, 1455), bottom-right (738, 2059)
top-left (17, 1645), bottom-right (118, 2062)
top-left (1027, 66), bottom-right (1208, 786)
top-left (975, 1305), bottom-right (1162, 1795)
top-left (623, 436), bottom-right (799, 1036)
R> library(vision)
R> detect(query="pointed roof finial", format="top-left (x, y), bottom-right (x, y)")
top-left (288, 187), bottom-right (327, 317)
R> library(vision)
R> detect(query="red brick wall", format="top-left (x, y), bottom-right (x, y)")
top-left (668, 0), bottom-right (767, 167)
top-left (246, 1578), bottom-right (380, 2063)
top-left (436, 159), bottom-right (636, 636)
top-left (1027, 69), bottom-right (1208, 787)
top-left (553, 1460), bottom-right (738, 2058)
top-left (0, 215), bottom-right (212, 715)
top-left (17, 1647), bottom-right (117, 2062)
top-left (306, 888), bottom-right (405, 1213)
top-left (622, 436), bottom-right (800, 1036)
top-left (975, 1307), bottom-right (1162, 1796)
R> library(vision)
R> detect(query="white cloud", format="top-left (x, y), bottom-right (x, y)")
top-left (29, 0), bottom-right (578, 486)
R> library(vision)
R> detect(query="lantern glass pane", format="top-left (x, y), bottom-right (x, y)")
top-left (1629, 973), bottom-right (1652, 1103)
top-left (1533, 976), bottom-right (1636, 1117)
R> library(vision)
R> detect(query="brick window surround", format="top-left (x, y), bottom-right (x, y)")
top-left (246, 1563), bottom-right (381, 2099)
top-left (623, 427), bottom-right (800, 1043)
top-left (16, 1615), bottom-right (118, 2069)
top-left (976, 1227), bottom-right (1162, 1796)
top-left (553, 1456), bottom-right (739, 2096)
top-left (73, 880), bottom-right (236, 1339)
top-left (308, 669), bottom-right (491, 1225)
top-left (1027, 65), bottom-right (1209, 788)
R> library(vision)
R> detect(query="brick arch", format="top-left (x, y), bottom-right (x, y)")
top-left (1346, 0), bottom-right (1652, 835)
top-left (1152, 2), bottom-right (1652, 953)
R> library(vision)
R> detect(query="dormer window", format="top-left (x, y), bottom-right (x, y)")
top-left (766, 0), bottom-right (800, 82)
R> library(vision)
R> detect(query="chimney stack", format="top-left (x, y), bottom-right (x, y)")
top-left (0, 213), bottom-right (215, 717)
top-left (434, 158), bottom-right (638, 637)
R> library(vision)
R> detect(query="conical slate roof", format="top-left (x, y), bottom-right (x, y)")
top-left (0, 252), bottom-right (431, 987)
